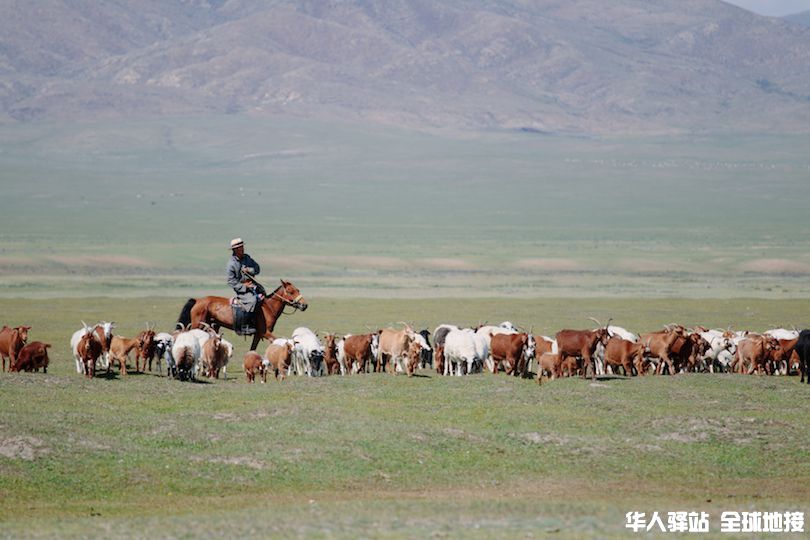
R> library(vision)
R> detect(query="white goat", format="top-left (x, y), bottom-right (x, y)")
top-left (70, 321), bottom-right (115, 373)
top-left (171, 329), bottom-right (201, 381)
top-left (292, 327), bottom-right (324, 377)
top-left (153, 332), bottom-right (174, 377)
top-left (444, 328), bottom-right (479, 376)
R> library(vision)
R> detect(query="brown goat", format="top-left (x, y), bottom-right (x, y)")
top-left (201, 332), bottom-right (228, 379)
top-left (604, 337), bottom-right (649, 377)
top-left (109, 336), bottom-right (140, 376)
top-left (264, 342), bottom-right (293, 381)
top-left (556, 319), bottom-right (611, 380)
top-left (537, 352), bottom-right (562, 382)
top-left (77, 332), bottom-right (102, 378)
top-left (434, 344), bottom-right (445, 375)
top-left (243, 351), bottom-right (267, 383)
top-left (0, 325), bottom-right (30, 372)
top-left (323, 334), bottom-right (341, 375)
top-left (10, 342), bottom-right (51, 373)
top-left (135, 329), bottom-right (156, 372)
top-left (343, 333), bottom-right (375, 374)
top-left (394, 340), bottom-right (422, 377)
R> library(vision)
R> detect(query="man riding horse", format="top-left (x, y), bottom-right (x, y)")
top-left (226, 237), bottom-right (265, 334)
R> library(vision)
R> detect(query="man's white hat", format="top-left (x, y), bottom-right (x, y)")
top-left (230, 237), bottom-right (244, 250)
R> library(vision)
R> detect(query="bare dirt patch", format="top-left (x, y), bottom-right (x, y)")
top-left (740, 259), bottom-right (810, 274)
top-left (511, 258), bottom-right (584, 271)
top-left (654, 417), bottom-right (776, 445)
top-left (416, 258), bottom-right (476, 271)
top-left (192, 456), bottom-right (266, 470)
top-left (517, 432), bottom-right (576, 446)
top-left (441, 427), bottom-right (487, 443)
top-left (0, 436), bottom-right (49, 460)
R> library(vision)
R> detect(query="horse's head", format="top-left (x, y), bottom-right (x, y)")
top-left (275, 279), bottom-right (308, 311)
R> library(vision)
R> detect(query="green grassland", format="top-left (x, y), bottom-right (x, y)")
top-left (1, 117), bottom-right (809, 537)
top-left (1, 297), bottom-right (809, 538)
top-left (1, 116), bottom-right (810, 298)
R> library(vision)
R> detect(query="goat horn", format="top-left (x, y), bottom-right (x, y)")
top-left (397, 321), bottom-right (413, 331)
top-left (605, 318), bottom-right (613, 329)
top-left (588, 317), bottom-right (601, 326)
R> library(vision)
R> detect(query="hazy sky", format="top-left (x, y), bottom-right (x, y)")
top-left (723, 0), bottom-right (810, 16)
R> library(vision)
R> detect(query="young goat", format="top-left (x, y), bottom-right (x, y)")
top-left (243, 351), bottom-right (268, 383)
top-left (265, 342), bottom-right (293, 381)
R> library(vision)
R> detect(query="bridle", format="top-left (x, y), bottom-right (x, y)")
top-left (268, 285), bottom-right (306, 314)
top-left (244, 269), bottom-right (306, 314)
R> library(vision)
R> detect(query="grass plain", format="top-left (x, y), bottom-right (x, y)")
top-left (0, 297), bottom-right (809, 538)
top-left (1, 116), bottom-right (810, 298)
top-left (1, 116), bottom-right (809, 537)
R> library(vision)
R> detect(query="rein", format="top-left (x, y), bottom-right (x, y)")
top-left (243, 271), bottom-right (305, 315)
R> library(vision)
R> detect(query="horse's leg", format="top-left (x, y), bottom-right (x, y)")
top-left (250, 333), bottom-right (261, 352)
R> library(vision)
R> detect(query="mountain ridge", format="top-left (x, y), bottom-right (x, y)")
top-left (2, 0), bottom-right (809, 134)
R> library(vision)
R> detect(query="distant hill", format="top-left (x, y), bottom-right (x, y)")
top-left (784, 10), bottom-right (810, 26)
top-left (2, 0), bottom-right (810, 134)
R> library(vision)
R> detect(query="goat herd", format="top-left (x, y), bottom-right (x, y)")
top-left (1, 317), bottom-right (809, 385)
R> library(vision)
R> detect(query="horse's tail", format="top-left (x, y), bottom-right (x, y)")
top-left (178, 298), bottom-right (196, 328)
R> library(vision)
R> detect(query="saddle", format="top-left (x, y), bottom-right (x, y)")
top-left (231, 299), bottom-right (257, 336)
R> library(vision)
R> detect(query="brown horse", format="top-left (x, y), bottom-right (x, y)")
top-left (178, 279), bottom-right (307, 351)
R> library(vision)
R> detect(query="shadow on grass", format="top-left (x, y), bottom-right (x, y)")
top-left (594, 375), bottom-right (630, 382)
